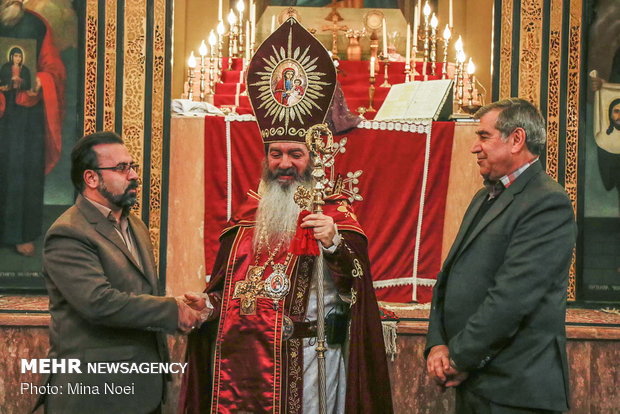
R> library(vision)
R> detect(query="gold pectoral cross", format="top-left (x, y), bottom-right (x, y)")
top-left (233, 265), bottom-right (267, 315)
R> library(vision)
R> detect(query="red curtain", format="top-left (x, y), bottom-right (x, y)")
top-left (204, 117), bottom-right (455, 303)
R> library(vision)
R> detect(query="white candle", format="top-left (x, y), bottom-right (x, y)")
top-left (245, 20), bottom-right (251, 60)
top-left (405, 23), bottom-right (411, 64)
top-left (382, 18), bottom-right (388, 57)
top-left (271, 15), bottom-right (276, 32)
top-left (218, 0), bottom-right (223, 22)
top-left (413, 5), bottom-right (419, 51)
top-left (370, 57), bottom-right (375, 77)
top-left (250, 2), bottom-right (256, 45)
top-left (417, 0), bottom-right (422, 24)
top-left (449, 0), bottom-right (453, 28)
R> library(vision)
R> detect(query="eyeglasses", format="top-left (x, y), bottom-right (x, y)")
top-left (93, 162), bottom-right (140, 175)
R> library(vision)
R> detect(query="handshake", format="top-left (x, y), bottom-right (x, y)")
top-left (175, 292), bottom-right (212, 334)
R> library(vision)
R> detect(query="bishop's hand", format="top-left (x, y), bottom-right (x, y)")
top-left (300, 212), bottom-right (336, 248)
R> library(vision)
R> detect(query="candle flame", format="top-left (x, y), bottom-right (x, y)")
top-left (199, 40), bottom-right (208, 56)
top-left (188, 51), bottom-right (196, 68)
top-left (208, 30), bottom-right (217, 46)
top-left (423, 1), bottom-right (431, 17)
top-left (467, 58), bottom-right (475, 74)
top-left (443, 24), bottom-right (451, 40)
top-left (236, 0), bottom-right (245, 13)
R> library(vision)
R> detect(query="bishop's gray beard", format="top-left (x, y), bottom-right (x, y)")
top-left (253, 178), bottom-right (312, 254)
top-left (0, 1), bottom-right (24, 27)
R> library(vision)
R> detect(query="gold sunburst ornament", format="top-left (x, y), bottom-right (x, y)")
top-left (246, 17), bottom-right (337, 144)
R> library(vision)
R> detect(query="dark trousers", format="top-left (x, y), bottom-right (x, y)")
top-left (456, 388), bottom-right (562, 414)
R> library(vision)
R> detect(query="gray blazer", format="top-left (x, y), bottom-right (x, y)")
top-left (38, 195), bottom-right (178, 414)
top-left (426, 161), bottom-right (576, 412)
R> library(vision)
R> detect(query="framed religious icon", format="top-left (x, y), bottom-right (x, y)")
top-left (581, 0), bottom-right (620, 302)
top-left (0, 1), bottom-right (79, 292)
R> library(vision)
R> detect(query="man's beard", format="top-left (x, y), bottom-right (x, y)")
top-left (98, 178), bottom-right (139, 212)
top-left (253, 164), bottom-right (312, 253)
top-left (0, 1), bottom-right (24, 27)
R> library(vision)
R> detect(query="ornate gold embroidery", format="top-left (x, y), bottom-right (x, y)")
top-left (350, 288), bottom-right (357, 307)
top-left (287, 339), bottom-right (302, 413)
top-left (233, 266), bottom-right (267, 315)
top-left (352, 258), bottom-right (363, 278)
top-left (292, 258), bottom-right (311, 316)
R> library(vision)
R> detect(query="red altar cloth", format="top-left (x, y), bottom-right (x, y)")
top-left (213, 58), bottom-right (451, 120)
top-left (203, 117), bottom-right (455, 303)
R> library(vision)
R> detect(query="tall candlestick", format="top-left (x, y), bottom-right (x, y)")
top-left (430, 13), bottom-right (438, 76)
top-left (423, 1), bottom-right (431, 79)
top-left (217, 21), bottom-right (225, 82)
top-left (199, 40), bottom-right (208, 101)
top-left (442, 25), bottom-right (451, 79)
top-left (382, 18), bottom-right (388, 57)
top-left (187, 51), bottom-right (196, 100)
top-left (370, 57), bottom-right (375, 78)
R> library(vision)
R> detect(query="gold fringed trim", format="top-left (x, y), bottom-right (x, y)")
top-left (382, 321), bottom-right (398, 362)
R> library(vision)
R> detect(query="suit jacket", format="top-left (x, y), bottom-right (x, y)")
top-left (425, 161), bottom-right (576, 411)
top-left (38, 195), bottom-right (178, 414)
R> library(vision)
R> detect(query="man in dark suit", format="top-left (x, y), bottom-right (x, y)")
top-left (425, 98), bottom-right (576, 413)
top-left (39, 132), bottom-right (204, 413)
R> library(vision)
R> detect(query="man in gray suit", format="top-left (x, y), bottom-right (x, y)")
top-left (425, 98), bottom-right (576, 413)
top-left (39, 132), bottom-right (203, 413)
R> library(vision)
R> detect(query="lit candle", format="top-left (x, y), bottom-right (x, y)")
top-left (228, 10), bottom-right (237, 27)
top-left (188, 51), bottom-right (196, 69)
top-left (370, 57), bottom-right (375, 78)
top-left (199, 40), bottom-right (208, 57)
top-left (218, 0), bottom-right (223, 22)
top-left (209, 30), bottom-right (217, 47)
top-left (271, 15), bottom-right (276, 32)
top-left (423, 1), bottom-right (431, 19)
top-left (382, 18), bottom-right (388, 57)
top-left (405, 23), bottom-right (411, 64)
top-left (236, 0), bottom-right (244, 14)
top-left (443, 24), bottom-right (451, 41)
top-left (430, 13), bottom-right (438, 29)
top-left (467, 58), bottom-right (475, 75)
top-left (449, 0), bottom-right (453, 28)
top-left (217, 20), bottom-right (226, 37)
top-left (455, 35), bottom-right (463, 53)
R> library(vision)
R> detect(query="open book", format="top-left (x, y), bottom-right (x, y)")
top-left (375, 79), bottom-right (453, 122)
